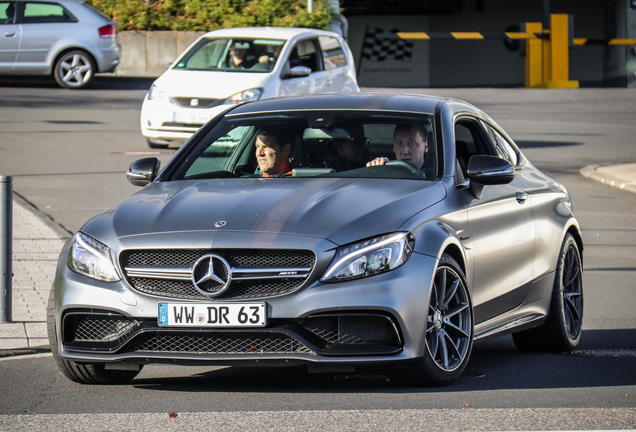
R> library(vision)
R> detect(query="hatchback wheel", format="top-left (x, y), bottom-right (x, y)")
top-left (392, 254), bottom-right (473, 386)
top-left (513, 233), bottom-right (583, 352)
top-left (53, 50), bottom-right (95, 89)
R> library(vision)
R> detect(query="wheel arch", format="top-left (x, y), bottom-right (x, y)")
top-left (566, 223), bottom-right (584, 266)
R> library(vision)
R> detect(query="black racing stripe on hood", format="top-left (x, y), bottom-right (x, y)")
top-left (357, 93), bottom-right (396, 110)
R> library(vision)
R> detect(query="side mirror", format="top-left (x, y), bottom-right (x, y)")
top-left (467, 155), bottom-right (515, 185)
top-left (466, 155), bottom-right (515, 199)
top-left (288, 65), bottom-right (311, 78)
top-left (127, 157), bottom-right (160, 186)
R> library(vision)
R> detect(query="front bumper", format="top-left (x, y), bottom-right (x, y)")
top-left (140, 98), bottom-right (231, 142)
top-left (52, 238), bottom-right (437, 367)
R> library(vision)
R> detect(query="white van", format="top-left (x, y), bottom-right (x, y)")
top-left (140, 26), bottom-right (360, 148)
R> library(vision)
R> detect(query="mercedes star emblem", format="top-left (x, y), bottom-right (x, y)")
top-left (191, 254), bottom-right (231, 297)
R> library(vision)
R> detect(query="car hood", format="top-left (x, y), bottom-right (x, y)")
top-left (154, 69), bottom-right (274, 99)
top-left (82, 178), bottom-right (446, 247)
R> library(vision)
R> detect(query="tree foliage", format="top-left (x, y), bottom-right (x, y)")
top-left (87, 0), bottom-right (334, 31)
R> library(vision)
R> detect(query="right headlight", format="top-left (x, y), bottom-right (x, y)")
top-left (67, 232), bottom-right (120, 282)
top-left (321, 232), bottom-right (414, 283)
top-left (146, 84), bottom-right (168, 103)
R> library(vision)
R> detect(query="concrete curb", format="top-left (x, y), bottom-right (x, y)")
top-left (580, 164), bottom-right (636, 194)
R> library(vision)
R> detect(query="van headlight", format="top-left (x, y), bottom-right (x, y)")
top-left (321, 232), bottom-right (414, 283)
top-left (224, 88), bottom-right (263, 105)
top-left (67, 233), bottom-right (120, 282)
top-left (147, 84), bottom-right (168, 103)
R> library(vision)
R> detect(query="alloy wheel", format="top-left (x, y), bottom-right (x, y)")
top-left (426, 265), bottom-right (472, 372)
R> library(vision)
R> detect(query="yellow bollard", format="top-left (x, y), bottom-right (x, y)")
top-left (535, 14), bottom-right (579, 88)
top-left (525, 22), bottom-right (543, 88)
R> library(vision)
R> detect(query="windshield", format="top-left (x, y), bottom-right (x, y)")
top-left (168, 111), bottom-right (439, 181)
top-left (174, 37), bottom-right (286, 73)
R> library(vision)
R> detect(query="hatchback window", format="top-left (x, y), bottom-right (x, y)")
top-left (0, 1), bottom-right (16, 24)
top-left (23, 2), bottom-right (76, 23)
top-left (318, 36), bottom-right (347, 69)
top-left (168, 112), bottom-right (438, 181)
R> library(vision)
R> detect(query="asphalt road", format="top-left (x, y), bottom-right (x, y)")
top-left (0, 77), bottom-right (635, 430)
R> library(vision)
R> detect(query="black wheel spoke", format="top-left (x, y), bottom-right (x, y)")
top-left (436, 268), bottom-right (447, 308)
top-left (441, 329), bottom-right (461, 360)
top-left (443, 318), bottom-right (470, 339)
top-left (564, 295), bottom-right (581, 326)
top-left (443, 279), bottom-right (459, 309)
top-left (437, 330), bottom-right (449, 369)
top-left (428, 328), bottom-right (439, 358)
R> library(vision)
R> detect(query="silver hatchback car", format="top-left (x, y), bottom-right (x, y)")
top-left (0, 0), bottom-right (120, 88)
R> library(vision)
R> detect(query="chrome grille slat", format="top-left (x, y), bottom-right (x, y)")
top-left (121, 249), bottom-right (316, 300)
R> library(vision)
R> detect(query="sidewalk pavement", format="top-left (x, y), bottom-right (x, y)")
top-left (0, 163), bottom-right (634, 355)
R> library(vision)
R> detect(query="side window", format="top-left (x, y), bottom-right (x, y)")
top-left (482, 122), bottom-right (518, 166)
top-left (23, 2), bottom-right (76, 23)
top-left (454, 117), bottom-right (495, 179)
top-left (288, 39), bottom-right (319, 72)
top-left (0, 1), bottom-right (16, 24)
top-left (318, 36), bottom-right (347, 70)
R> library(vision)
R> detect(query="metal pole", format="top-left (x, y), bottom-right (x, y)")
top-left (0, 175), bottom-right (12, 323)
top-left (543, 0), bottom-right (550, 29)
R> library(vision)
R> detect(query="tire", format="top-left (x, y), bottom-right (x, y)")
top-left (47, 286), bottom-right (142, 384)
top-left (53, 50), bottom-right (95, 89)
top-left (513, 233), bottom-right (583, 352)
top-left (392, 254), bottom-right (474, 386)
top-left (147, 138), bottom-right (169, 149)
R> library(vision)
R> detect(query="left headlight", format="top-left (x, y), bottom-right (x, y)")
top-left (67, 232), bottom-right (120, 282)
top-left (224, 88), bottom-right (263, 105)
top-left (321, 232), bottom-right (414, 283)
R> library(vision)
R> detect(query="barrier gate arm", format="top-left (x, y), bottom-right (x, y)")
top-left (377, 13), bottom-right (636, 89)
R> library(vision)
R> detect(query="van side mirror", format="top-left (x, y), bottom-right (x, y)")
top-left (127, 157), bottom-right (161, 186)
top-left (287, 65), bottom-right (311, 78)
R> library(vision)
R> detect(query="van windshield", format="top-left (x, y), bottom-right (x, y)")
top-left (174, 38), bottom-right (286, 73)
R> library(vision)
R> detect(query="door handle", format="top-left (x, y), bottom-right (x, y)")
top-left (5, 33), bottom-right (16, 37)
top-left (516, 190), bottom-right (528, 204)
top-left (325, 80), bottom-right (333, 86)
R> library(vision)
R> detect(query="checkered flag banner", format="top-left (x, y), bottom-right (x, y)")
top-left (362, 26), bottom-right (413, 62)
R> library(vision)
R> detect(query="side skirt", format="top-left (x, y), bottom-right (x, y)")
top-left (474, 271), bottom-right (555, 340)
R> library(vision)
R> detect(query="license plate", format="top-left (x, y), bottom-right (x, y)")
top-left (158, 302), bottom-right (266, 327)
top-left (173, 110), bottom-right (214, 125)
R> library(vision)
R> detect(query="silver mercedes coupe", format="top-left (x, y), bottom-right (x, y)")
top-left (48, 92), bottom-right (584, 386)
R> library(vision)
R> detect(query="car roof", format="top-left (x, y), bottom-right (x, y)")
top-left (227, 92), bottom-right (452, 116)
top-left (200, 26), bottom-right (341, 40)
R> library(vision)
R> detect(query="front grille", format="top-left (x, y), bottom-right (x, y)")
top-left (170, 97), bottom-right (223, 109)
top-left (63, 312), bottom-right (141, 350)
top-left (120, 249), bottom-right (316, 300)
top-left (128, 332), bottom-right (312, 354)
top-left (302, 315), bottom-right (399, 344)
top-left (62, 312), bottom-right (402, 356)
